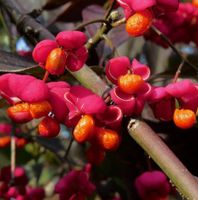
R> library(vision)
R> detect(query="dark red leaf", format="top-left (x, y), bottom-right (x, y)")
top-left (0, 50), bottom-right (37, 73)
top-left (44, 0), bottom-right (106, 22)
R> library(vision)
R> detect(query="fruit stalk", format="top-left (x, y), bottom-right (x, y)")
top-left (10, 124), bottom-right (16, 183)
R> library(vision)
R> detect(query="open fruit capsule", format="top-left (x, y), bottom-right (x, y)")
top-left (118, 74), bottom-right (144, 94)
top-left (173, 109), bottom-right (196, 129)
top-left (96, 128), bottom-right (120, 151)
top-left (126, 9), bottom-right (153, 37)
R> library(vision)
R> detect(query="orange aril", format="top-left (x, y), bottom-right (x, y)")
top-left (29, 101), bottom-right (52, 119)
top-left (38, 116), bottom-right (60, 138)
top-left (96, 128), bottom-right (120, 151)
top-left (45, 48), bottom-right (66, 75)
top-left (7, 102), bottom-right (32, 123)
top-left (173, 109), bottom-right (196, 129)
top-left (118, 74), bottom-right (144, 94)
top-left (73, 115), bottom-right (95, 143)
top-left (126, 9), bottom-right (153, 37)
top-left (192, 0), bottom-right (198, 7)
top-left (0, 136), bottom-right (11, 148)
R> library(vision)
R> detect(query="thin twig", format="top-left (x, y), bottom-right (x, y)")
top-left (64, 137), bottom-right (74, 160)
top-left (112, 17), bottom-right (126, 27)
top-left (75, 19), bottom-right (109, 31)
top-left (104, 0), bottom-right (116, 20)
top-left (85, 0), bottom-right (116, 50)
top-left (173, 60), bottom-right (185, 83)
top-left (150, 26), bottom-right (198, 73)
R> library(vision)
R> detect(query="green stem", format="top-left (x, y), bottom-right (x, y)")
top-left (70, 65), bottom-right (109, 96)
top-left (128, 119), bottom-right (198, 199)
top-left (104, 0), bottom-right (116, 20)
top-left (86, 22), bottom-right (112, 50)
top-left (112, 17), bottom-right (126, 27)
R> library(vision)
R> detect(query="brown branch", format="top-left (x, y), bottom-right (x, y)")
top-left (0, 0), bottom-right (54, 43)
top-left (128, 119), bottom-right (198, 199)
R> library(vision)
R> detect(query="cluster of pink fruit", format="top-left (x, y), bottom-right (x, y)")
top-left (148, 80), bottom-right (198, 129)
top-left (0, 164), bottom-right (171, 200)
top-left (117, 0), bottom-right (179, 37)
top-left (55, 164), bottom-right (95, 200)
top-left (114, 0), bottom-right (198, 49)
top-left (0, 0), bottom-right (197, 200)
top-left (145, 2), bottom-right (198, 47)
top-left (0, 166), bottom-right (45, 200)
top-left (106, 56), bottom-right (198, 129)
top-left (134, 170), bottom-right (171, 200)
top-left (0, 31), bottom-right (197, 166)
top-left (0, 72), bottom-right (121, 165)
top-left (55, 164), bottom-right (171, 200)
top-left (33, 31), bottom-right (88, 74)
